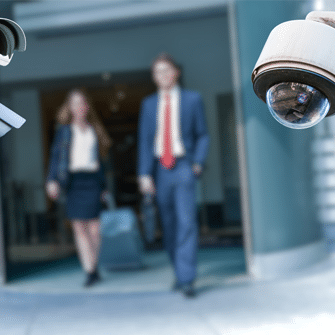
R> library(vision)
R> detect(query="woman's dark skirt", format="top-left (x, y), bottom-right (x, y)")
top-left (66, 171), bottom-right (104, 220)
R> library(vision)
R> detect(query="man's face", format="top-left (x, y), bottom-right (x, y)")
top-left (152, 60), bottom-right (180, 90)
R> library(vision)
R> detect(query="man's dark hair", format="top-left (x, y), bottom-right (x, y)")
top-left (151, 52), bottom-right (180, 71)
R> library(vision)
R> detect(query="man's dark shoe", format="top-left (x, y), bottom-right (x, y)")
top-left (172, 281), bottom-right (182, 291)
top-left (181, 283), bottom-right (196, 298)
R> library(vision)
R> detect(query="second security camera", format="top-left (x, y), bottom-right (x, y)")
top-left (0, 18), bottom-right (26, 136)
top-left (252, 11), bottom-right (335, 129)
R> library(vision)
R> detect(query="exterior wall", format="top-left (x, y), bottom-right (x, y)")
top-left (235, 0), bottom-right (327, 277)
top-left (2, 89), bottom-right (46, 213)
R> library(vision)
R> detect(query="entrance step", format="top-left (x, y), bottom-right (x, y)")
top-left (8, 243), bottom-right (76, 262)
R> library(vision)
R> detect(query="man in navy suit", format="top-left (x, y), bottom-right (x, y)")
top-left (138, 53), bottom-right (210, 297)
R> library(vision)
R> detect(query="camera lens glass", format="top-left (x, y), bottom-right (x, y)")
top-left (266, 82), bottom-right (330, 129)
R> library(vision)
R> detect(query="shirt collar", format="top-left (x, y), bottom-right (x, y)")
top-left (71, 123), bottom-right (92, 133)
top-left (158, 84), bottom-right (180, 98)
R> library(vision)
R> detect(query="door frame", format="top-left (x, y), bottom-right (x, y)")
top-left (0, 3), bottom-right (254, 283)
top-left (227, 2), bottom-right (254, 277)
top-left (0, 178), bottom-right (6, 285)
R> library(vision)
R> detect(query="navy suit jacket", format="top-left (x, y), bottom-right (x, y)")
top-left (46, 124), bottom-right (106, 189)
top-left (138, 89), bottom-right (210, 178)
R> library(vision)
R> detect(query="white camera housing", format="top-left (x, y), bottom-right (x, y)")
top-left (252, 11), bottom-right (335, 129)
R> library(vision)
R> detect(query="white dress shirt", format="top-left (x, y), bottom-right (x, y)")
top-left (69, 124), bottom-right (99, 172)
top-left (139, 85), bottom-right (186, 193)
top-left (154, 85), bottom-right (186, 157)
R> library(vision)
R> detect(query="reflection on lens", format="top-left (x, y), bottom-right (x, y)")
top-left (266, 82), bottom-right (330, 129)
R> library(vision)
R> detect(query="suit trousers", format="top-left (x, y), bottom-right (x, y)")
top-left (156, 157), bottom-right (198, 285)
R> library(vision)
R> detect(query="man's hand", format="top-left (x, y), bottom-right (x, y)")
top-left (46, 181), bottom-right (60, 201)
top-left (192, 163), bottom-right (203, 177)
top-left (139, 175), bottom-right (156, 195)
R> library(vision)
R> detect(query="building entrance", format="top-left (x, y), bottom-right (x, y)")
top-left (0, 70), bottom-right (244, 283)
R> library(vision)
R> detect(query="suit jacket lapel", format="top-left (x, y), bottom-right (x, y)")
top-left (179, 89), bottom-right (187, 136)
top-left (152, 93), bottom-right (159, 138)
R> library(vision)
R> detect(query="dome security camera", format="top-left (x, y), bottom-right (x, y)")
top-left (252, 11), bottom-right (335, 129)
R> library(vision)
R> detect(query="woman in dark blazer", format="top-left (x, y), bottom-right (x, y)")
top-left (46, 88), bottom-right (112, 287)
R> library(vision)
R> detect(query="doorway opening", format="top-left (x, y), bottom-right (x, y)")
top-left (2, 70), bottom-right (244, 283)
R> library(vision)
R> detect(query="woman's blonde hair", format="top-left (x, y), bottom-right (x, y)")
top-left (56, 88), bottom-right (112, 158)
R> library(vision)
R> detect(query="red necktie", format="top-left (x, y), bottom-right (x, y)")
top-left (160, 93), bottom-right (175, 169)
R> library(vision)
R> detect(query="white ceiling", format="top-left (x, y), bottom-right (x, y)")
top-left (13, 0), bottom-right (229, 34)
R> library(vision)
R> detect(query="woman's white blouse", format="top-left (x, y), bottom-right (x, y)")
top-left (69, 124), bottom-right (99, 172)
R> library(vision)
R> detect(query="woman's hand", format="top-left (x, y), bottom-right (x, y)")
top-left (101, 190), bottom-right (109, 203)
top-left (101, 191), bottom-right (116, 209)
top-left (46, 181), bottom-right (60, 201)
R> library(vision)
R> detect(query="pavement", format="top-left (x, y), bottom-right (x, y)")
top-left (2, 247), bottom-right (335, 334)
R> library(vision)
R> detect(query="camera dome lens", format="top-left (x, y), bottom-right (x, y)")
top-left (266, 82), bottom-right (330, 129)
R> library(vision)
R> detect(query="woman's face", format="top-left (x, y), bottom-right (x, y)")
top-left (69, 91), bottom-right (89, 119)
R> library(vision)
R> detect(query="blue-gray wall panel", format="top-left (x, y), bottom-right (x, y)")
top-left (236, 0), bottom-right (322, 253)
